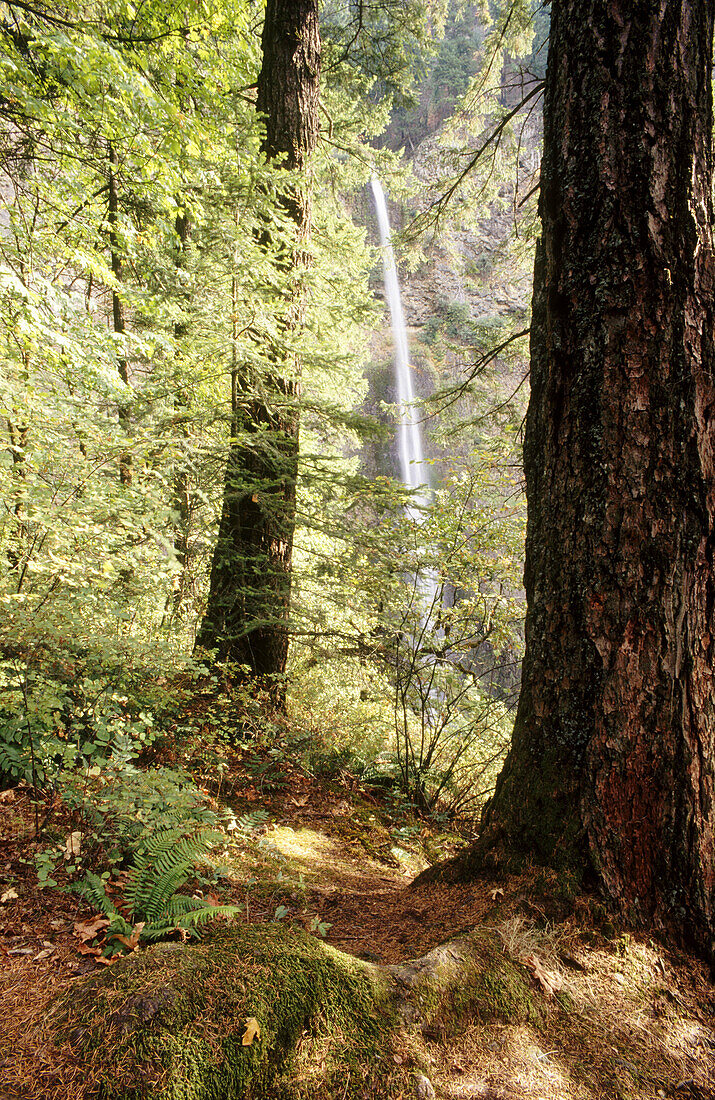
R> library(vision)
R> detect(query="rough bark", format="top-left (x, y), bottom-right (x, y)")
top-left (196, 0), bottom-right (320, 698)
top-left (444, 2), bottom-right (715, 956)
top-left (108, 142), bottom-right (132, 487)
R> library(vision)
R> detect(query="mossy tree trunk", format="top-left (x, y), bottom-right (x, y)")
top-left (196, 0), bottom-right (320, 701)
top-left (456, 1), bottom-right (715, 956)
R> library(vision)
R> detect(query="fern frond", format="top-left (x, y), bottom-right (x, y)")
top-left (139, 864), bottom-right (195, 921)
top-left (106, 913), bottom-right (134, 938)
top-left (152, 831), bottom-right (216, 877)
top-left (70, 825), bottom-right (239, 952)
top-left (68, 872), bottom-right (121, 921)
top-left (123, 829), bottom-right (200, 917)
top-left (236, 810), bottom-right (270, 834)
top-left (122, 826), bottom-right (217, 922)
top-left (139, 904), bottom-right (241, 941)
top-left (163, 894), bottom-right (204, 918)
top-left (175, 904), bottom-right (241, 930)
top-left (139, 921), bottom-right (197, 942)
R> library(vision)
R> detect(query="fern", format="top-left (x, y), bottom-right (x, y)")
top-left (139, 905), bottom-right (242, 942)
top-left (72, 870), bottom-right (122, 921)
top-left (71, 826), bottom-right (240, 955)
top-left (123, 828), bottom-right (214, 919)
top-left (235, 809), bottom-right (270, 834)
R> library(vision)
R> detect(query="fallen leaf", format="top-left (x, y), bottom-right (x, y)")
top-left (242, 1017), bottom-right (261, 1046)
top-left (0, 790), bottom-right (15, 803)
top-left (76, 943), bottom-right (101, 957)
top-left (1, 887), bottom-right (18, 904)
top-left (205, 892), bottom-right (220, 907)
top-left (109, 922), bottom-right (145, 952)
top-left (34, 947), bottom-right (55, 961)
top-left (490, 887), bottom-right (505, 901)
top-left (522, 953), bottom-right (564, 996)
top-left (74, 916), bottom-right (110, 942)
top-left (63, 831), bottom-right (82, 859)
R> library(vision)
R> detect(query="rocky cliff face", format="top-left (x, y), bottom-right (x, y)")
top-left (402, 116), bottom-right (540, 327)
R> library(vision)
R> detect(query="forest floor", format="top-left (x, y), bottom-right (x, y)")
top-left (1, 720), bottom-right (715, 1100)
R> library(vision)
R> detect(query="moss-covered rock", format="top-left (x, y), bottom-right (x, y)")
top-left (52, 924), bottom-right (542, 1099)
top-left (56, 925), bottom-right (398, 1100)
top-left (389, 930), bottom-right (542, 1041)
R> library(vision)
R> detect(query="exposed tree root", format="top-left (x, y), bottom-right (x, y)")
top-left (44, 923), bottom-right (539, 1100)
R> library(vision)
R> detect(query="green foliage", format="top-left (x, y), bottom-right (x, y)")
top-left (0, 0), bottom-right (542, 837)
top-left (321, 0), bottom-right (450, 107)
top-left (0, 633), bottom-right (181, 794)
top-left (71, 826), bottom-right (240, 954)
top-left (35, 846), bottom-right (61, 889)
top-left (232, 809), bottom-right (271, 835)
top-left (63, 761), bottom-right (221, 861)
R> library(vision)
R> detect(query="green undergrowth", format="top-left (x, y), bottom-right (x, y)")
top-left (54, 924), bottom-right (403, 1100)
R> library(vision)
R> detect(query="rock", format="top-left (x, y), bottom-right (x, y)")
top-left (413, 1071), bottom-right (437, 1099)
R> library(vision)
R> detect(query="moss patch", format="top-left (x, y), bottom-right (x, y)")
top-left (50, 922), bottom-right (544, 1100)
top-left (54, 925), bottom-right (401, 1100)
top-left (391, 929), bottom-right (543, 1042)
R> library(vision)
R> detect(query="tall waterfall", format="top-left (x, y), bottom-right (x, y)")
top-left (371, 178), bottom-right (440, 623)
top-left (370, 177), bottom-right (432, 519)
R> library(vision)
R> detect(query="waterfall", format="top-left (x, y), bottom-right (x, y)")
top-left (371, 177), bottom-right (439, 621)
top-left (370, 177), bottom-right (432, 520)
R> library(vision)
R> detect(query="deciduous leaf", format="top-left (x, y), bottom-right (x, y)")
top-left (1, 887), bottom-right (18, 903)
top-left (74, 916), bottom-right (109, 942)
top-left (63, 832), bottom-right (82, 859)
top-left (522, 953), bottom-right (563, 996)
top-left (242, 1017), bottom-right (261, 1046)
top-left (110, 922), bottom-right (145, 951)
top-left (76, 942), bottom-right (103, 957)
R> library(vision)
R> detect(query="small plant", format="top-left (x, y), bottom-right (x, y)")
top-left (309, 915), bottom-right (332, 939)
top-left (35, 847), bottom-right (61, 889)
top-left (70, 826), bottom-right (240, 956)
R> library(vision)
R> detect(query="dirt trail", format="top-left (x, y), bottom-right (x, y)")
top-left (3, 776), bottom-right (715, 1100)
top-left (247, 781), bottom-right (500, 965)
top-left (248, 793), bottom-right (715, 1100)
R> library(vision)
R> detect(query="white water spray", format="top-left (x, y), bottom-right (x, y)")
top-left (370, 177), bottom-right (432, 519)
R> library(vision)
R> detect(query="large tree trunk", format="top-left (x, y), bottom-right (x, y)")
top-left (450, 2), bottom-right (715, 955)
top-left (196, 0), bottom-right (320, 698)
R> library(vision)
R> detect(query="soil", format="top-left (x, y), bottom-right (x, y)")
top-left (1, 738), bottom-right (714, 1100)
